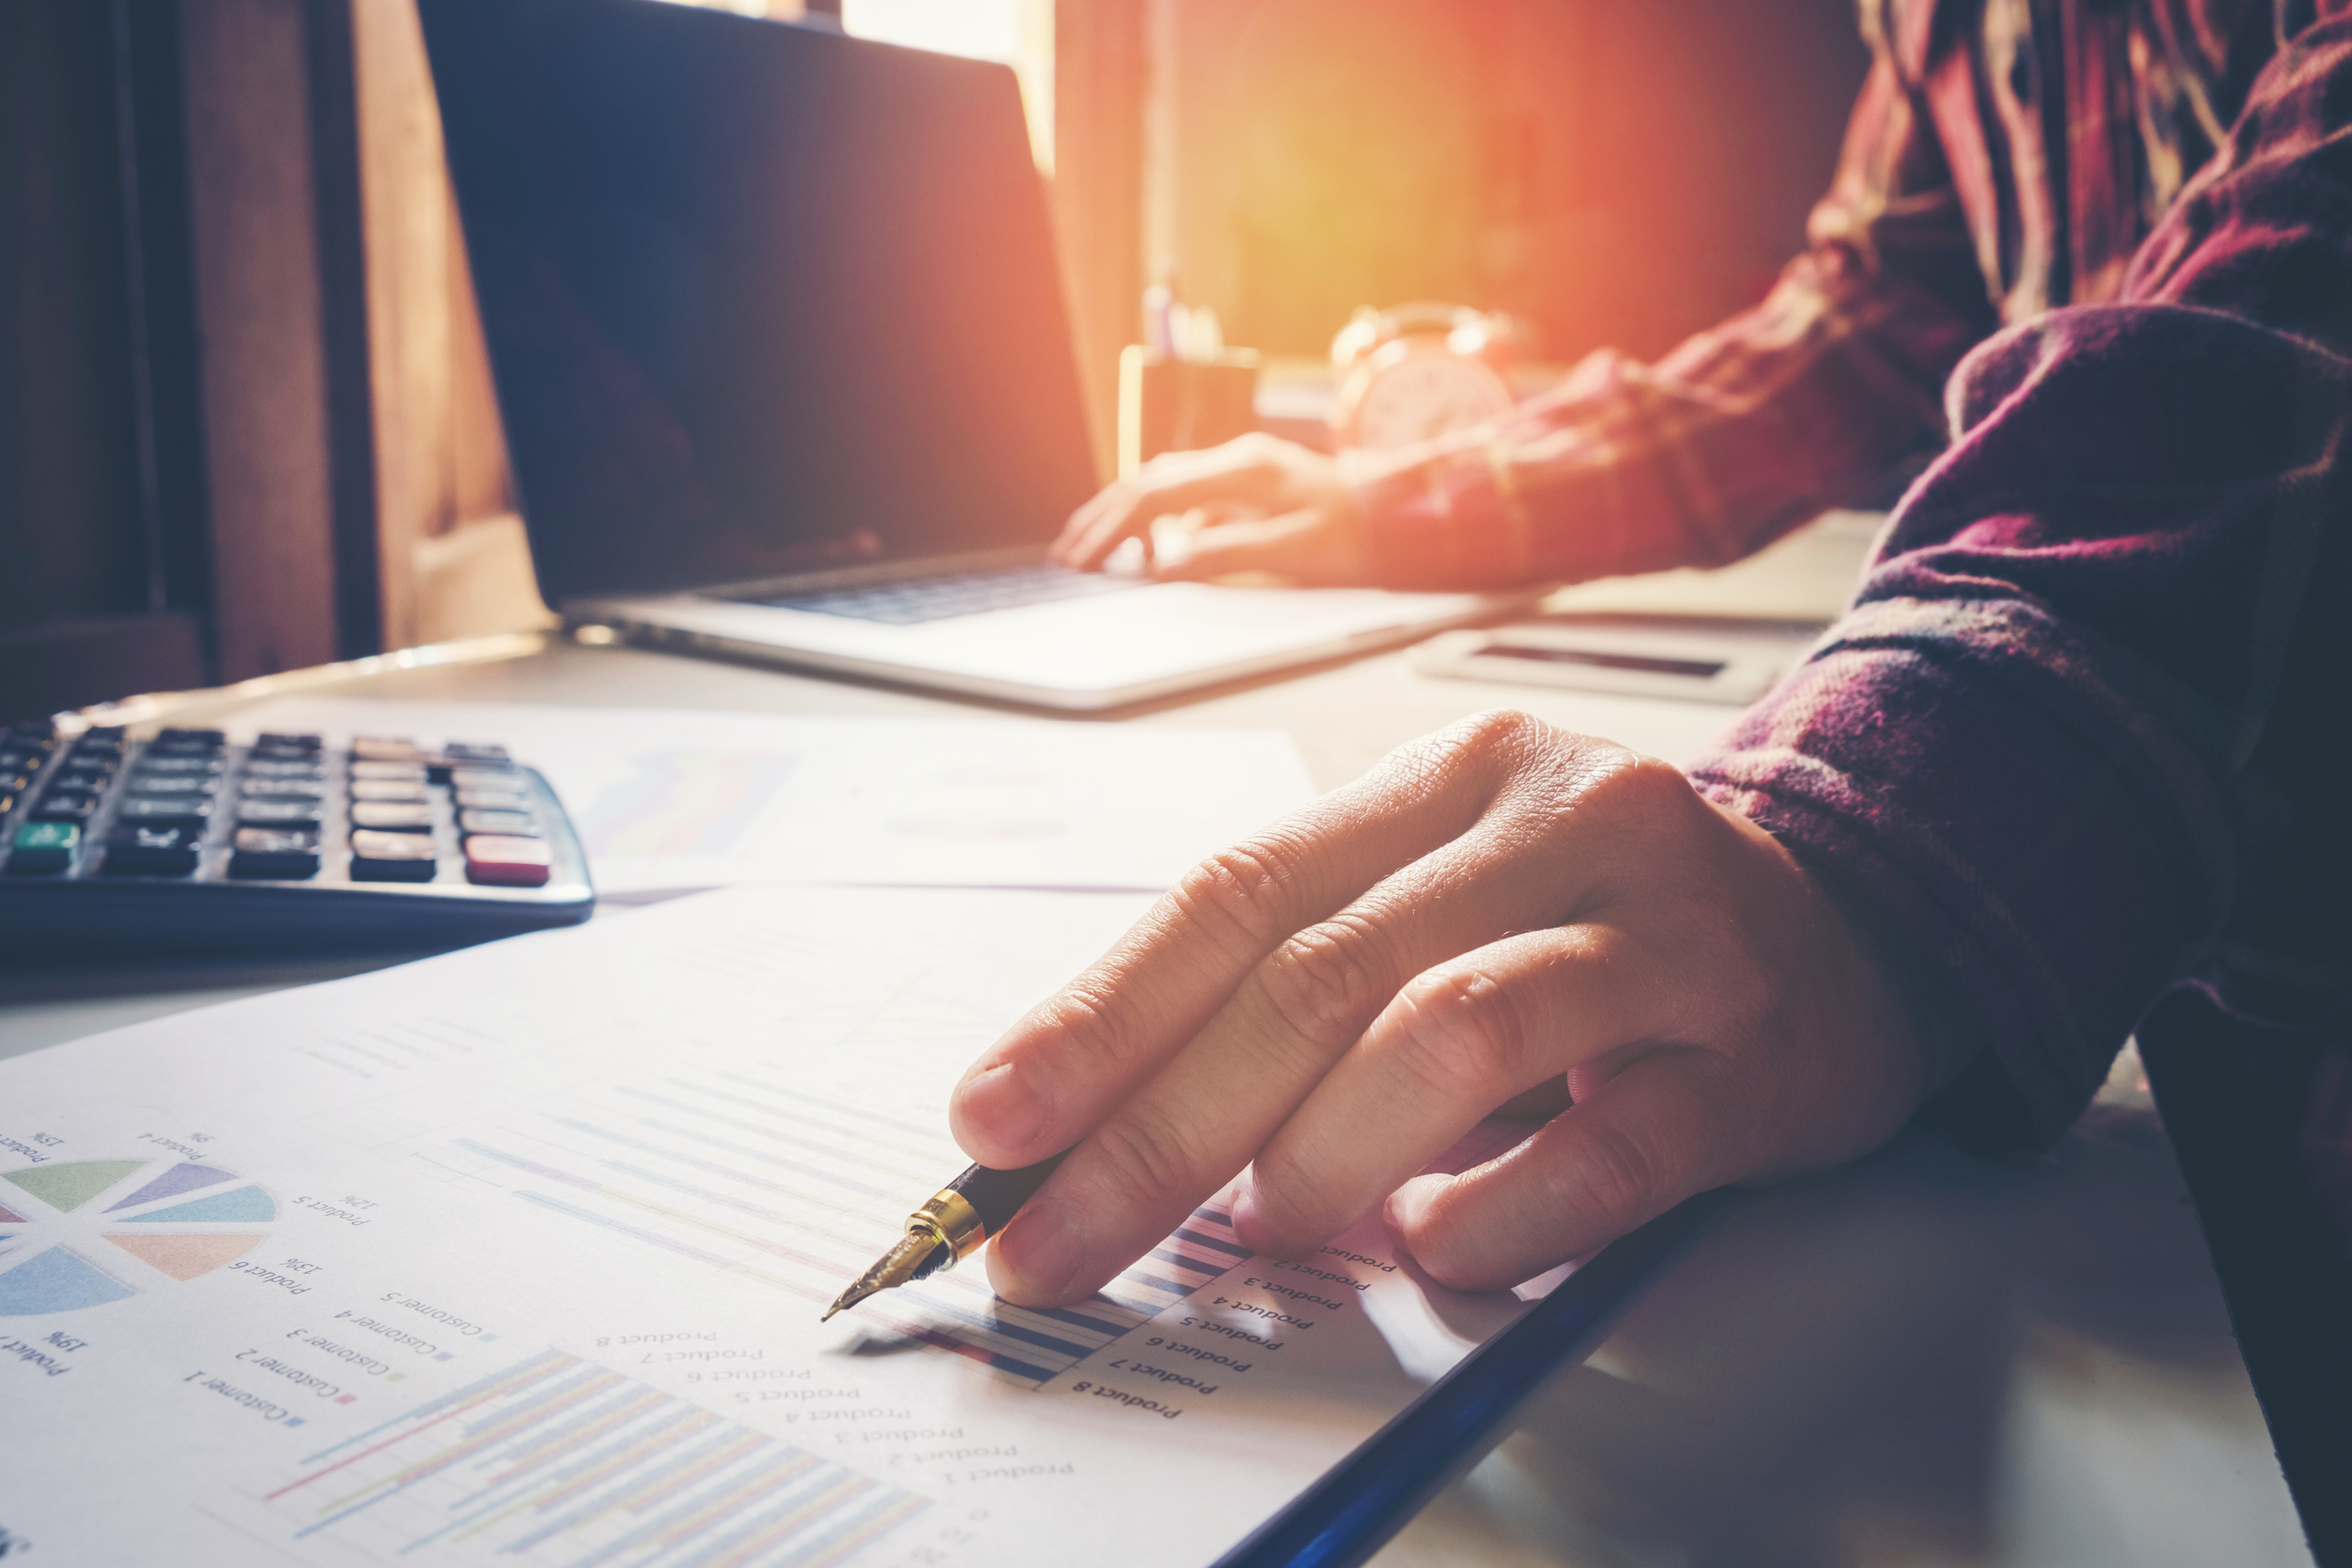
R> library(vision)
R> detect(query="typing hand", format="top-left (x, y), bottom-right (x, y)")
top-left (1050, 434), bottom-right (1369, 584)
top-left (949, 713), bottom-right (1930, 1305)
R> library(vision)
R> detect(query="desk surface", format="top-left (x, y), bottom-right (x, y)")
top-left (0, 529), bottom-right (2316, 1568)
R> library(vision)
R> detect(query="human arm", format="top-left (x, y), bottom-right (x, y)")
top-left (971, 13), bottom-right (2352, 1305)
top-left (1051, 40), bottom-right (1991, 588)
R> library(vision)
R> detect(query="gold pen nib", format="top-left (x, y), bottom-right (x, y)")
top-left (822, 1230), bottom-right (949, 1321)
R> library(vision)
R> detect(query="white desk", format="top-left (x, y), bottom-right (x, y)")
top-left (0, 520), bottom-right (2313, 1567)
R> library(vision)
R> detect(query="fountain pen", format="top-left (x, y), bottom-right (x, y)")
top-left (823, 1152), bottom-right (1069, 1320)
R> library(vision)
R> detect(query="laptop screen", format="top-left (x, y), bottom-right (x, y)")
top-left (416, 0), bottom-right (1101, 602)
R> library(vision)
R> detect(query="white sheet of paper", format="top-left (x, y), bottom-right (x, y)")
top-left (0, 887), bottom-right (1535, 1566)
top-left (227, 698), bottom-right (1316, 895)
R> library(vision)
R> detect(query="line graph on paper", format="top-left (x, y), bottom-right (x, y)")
top-left (260, 1348), bottom-right (926, 1565)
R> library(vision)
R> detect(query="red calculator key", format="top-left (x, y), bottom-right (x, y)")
top-left (464, 834), bottom-right (551, 887)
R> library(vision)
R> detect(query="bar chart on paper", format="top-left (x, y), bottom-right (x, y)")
top-left (262, 1348), bottom-right (927, 1566)
top-left (409, 1064), bottom-right (1253, 1388)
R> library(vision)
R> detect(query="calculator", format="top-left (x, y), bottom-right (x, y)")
top-left (0, 720), bottom-right (594, 955)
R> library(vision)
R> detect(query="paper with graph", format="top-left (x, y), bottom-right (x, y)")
top-left (0, 887), bottom-right (1537, 1566)
top-left (231, 698), bottom-right (1316, 895)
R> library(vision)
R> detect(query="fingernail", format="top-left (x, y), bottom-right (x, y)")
top-left (1384, 1174), bottom-right (1449, 1245)
top-left (1229, 1177), bottom-right (1271, 1252)
top-left (993, 1197), bottom-right (1083, 1303)
top-left (953, 1064), bottom-right (1044, 1160)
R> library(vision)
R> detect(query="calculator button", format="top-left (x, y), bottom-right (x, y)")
top-left (350, 829), bottom-right (438, 881)
top-left (463, 834), bottom-right (551, 887)
top-left (47, 768), bottom-right (107, 796)
top-left (133, 753), bottom-right (222, 775)
top-left (8, 820), bottom-right (78, 875)
top-left (123, 774), bottom-right (216, 797)
top-left (236, 797), bottom-right (324, 827)
top-left (0, 748), bottom-right (34, 771)
top-left (0, 766), bottom-right (30, 794)
top-left (118, 796), bottom-right (212, 823)
top-left (349, 760), bottom-right (429, 783)
top-left (228, 827), bottom-right (321, 879)
top-left (103, 822), bottom-right (203, 876)
top-left (450, 767), bottom-right (521, 790)
top-left (154, 728), bottom-right (226, 749)
top-left (349, 779), bottom-right (429, 803)
top-left (242, 776), bottom-right (328, 799)
top-left (242, 757), bottom-right (326, 779)
top-left (351, 737), bottom-right (419, 760)
top-left (254, 732), bottom-right (322, 752)
top-left (454, 787), bottom-right (529, 810)
top-left (31, 791), bottom-right (99, 822)
top-left (350, 800), bottom-right (434, 831)
top-left (459, 808), bottom-right (539, 837)
top-left (445, 742), bottom-right (512, 764)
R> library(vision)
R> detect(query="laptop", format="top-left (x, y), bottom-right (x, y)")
top-left (416, 0), bottom-right (1524, 711)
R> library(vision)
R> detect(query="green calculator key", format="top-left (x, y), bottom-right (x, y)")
top-left (9, 818), bottom-right (78, 875)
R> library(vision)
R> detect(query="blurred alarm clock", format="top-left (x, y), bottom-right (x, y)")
top-left (1329, 302), bottom-right (1519, 451)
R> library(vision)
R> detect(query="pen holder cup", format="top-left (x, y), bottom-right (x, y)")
top-left (1116, 347), bottom-right (1262, 478)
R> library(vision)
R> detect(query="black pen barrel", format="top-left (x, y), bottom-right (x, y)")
top-left (944, 1152), bottom-right (1069, 1233)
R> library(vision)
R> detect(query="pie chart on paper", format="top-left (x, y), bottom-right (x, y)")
top-left (0, 1158), bottom-right (274, 1315)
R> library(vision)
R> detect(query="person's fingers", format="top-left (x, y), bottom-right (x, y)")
top-left (1385, 1047), bottom-right (1757, 1291)
top-left (1051, 436), bottom-right (1316, 569)
top-left (1233, 920), bottom-right (1671, 1259)
top-left (949, 713), bottom-right (1575, 1172)
top-left (981, 739), bottom-right (1666, 1305)
top-left (1151, 510), bottom-right (1348, 583)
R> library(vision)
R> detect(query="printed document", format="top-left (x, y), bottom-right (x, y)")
top-left (0, 887), bottom-right (1534, 1566)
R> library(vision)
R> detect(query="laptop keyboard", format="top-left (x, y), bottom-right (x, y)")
top-left (739, 563), bottom-right (1144, 626)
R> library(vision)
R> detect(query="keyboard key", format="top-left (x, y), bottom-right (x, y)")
top-left (450, 767), bottom-right (521, 791)
top-left (350, 800), bottom-right (433, 831)
top-left (350, 779), bottom-right (429, 803)
top-left (237, 797), bottom-right (324, 827)
top-left (0, 766), bottom-right (31, 794)
top-left (349, 760), bottom-right (429, 782)
top-left (459, 808), bottom-right (538, 837)
top-left (455, 787), bottom-right (530, 810)
top-left (8, 819), bottom-right (78, 875)
top-left (154, 727), bottom-right (226, 750)
top-left (350, 829), bottom-right (437, 881)
top-left (229, 826), bottom-right (321, 880)
top-left (243, 757), bottom-right (326, 779)
top-left (242, 776), bottom-right (328, 799)
top-left (32, 791), bottom-right (99, 822)
top-left (0, 747), bottom-right (36, 772)
top-left (255, 732), bottom-right (322, 752)
top-left (103, 822), bottom-right (204, 877)
top-left (350, 736), bottom-right (419, 761)
top-left (464, 833), bottom-right (551, 887)
top-left (445, 742), bottom-right (511, 763)
top-left (744, 563), bottom-right (1141, 624)
top-left (118, 796), bottom-right (211, 824)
